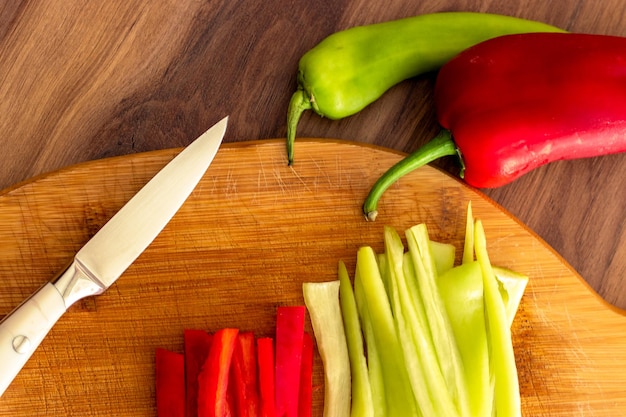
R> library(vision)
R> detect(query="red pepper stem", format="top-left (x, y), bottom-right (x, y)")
top-left (363, 129), bottom-right (460, 221)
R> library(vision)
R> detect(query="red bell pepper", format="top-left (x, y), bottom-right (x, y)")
top-left (257, 337), bottom-right (276, 417)
top-left (230, 331), bottom-right (260, 417)
top-left (198, 328), bottom-right (240, 417)
top-left (275, 306), bottom-right (306, 417)
top-left (185, 330), bottom-right (213, 417)
top-left (156, 348), bottom-right (186, 417)
top-left (298, 332), bottom-right (314, 417)
top-left (362, 32), bottom-right (626, 220)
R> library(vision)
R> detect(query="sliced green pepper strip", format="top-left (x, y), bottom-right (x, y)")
top-left (462, 201), bottom-right (474, 264)
top-left (493, 266), bottom-right (528, 328)
top-left (383, 227), bottom-right (452, 417)
top-left (338, 261), bottom-right (374, 417)
top-left (438, 261), bottom-right (492, 417)
top-left (355, 246), bottom-right (419, 417)
top-left (354, 265), bottom-right (386, 417)
top-left (429, 240), bottom-right (456, 275)
top-left (474, 220), bottom-right (521, 417)
top-left (404, 225), bottom-right (470, 417)
top-left (362, 130), bottom-right (461, 221)
top-left (302, 281), bottom-right (351, 417)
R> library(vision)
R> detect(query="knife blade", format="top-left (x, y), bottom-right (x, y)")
top-left (0, 116), bottom-right (228, 397)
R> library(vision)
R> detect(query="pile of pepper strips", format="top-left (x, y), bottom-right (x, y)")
top-left (155, 306), bottom-right (313, 417)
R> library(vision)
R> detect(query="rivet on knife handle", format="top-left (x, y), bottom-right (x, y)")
top-left (0, 282), bottom-right (67, 395)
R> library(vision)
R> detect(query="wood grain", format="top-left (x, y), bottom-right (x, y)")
top-left (0, 140), bottom-right (624, 416)
top-left (0, 0), bottom-right (625, 398)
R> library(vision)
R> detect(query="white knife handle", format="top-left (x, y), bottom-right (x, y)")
top-left (0, 282), bottom-right (67, 397)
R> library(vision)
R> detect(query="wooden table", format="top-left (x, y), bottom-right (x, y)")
top-left (0, 0), bottom-right (624, 317)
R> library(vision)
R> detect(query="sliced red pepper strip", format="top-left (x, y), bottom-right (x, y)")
top-left (275, 306), bottom-right (306, 417)
top-left (225, 378), bottom-right (236, 417)
top-left (230, 331), bottom-right (260, 417)
top-left (298, 332), bottom-right (314, 417)
top-left (156, 348), bottom-right (186, 417)
top-left (257, 337), bottom-right (276, 417)
top-left (184, 330), bottom-right (213, 417)
top-left (198, 328), bottom-right (240, 417)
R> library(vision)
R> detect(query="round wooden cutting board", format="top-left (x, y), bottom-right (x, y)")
top-left (0, 139), bottom-right (624, 416)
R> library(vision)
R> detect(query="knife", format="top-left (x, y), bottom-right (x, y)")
top-left (0, 116), bottom-right (228, 397)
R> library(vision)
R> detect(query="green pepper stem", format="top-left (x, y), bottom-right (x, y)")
top-left (363, 130), bottom-right (460, 221)
top-left (286, 89), bottom-right (312, 165)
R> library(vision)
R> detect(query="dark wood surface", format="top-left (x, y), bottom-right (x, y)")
top-left (0, 1), bottom-right (624, 309)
